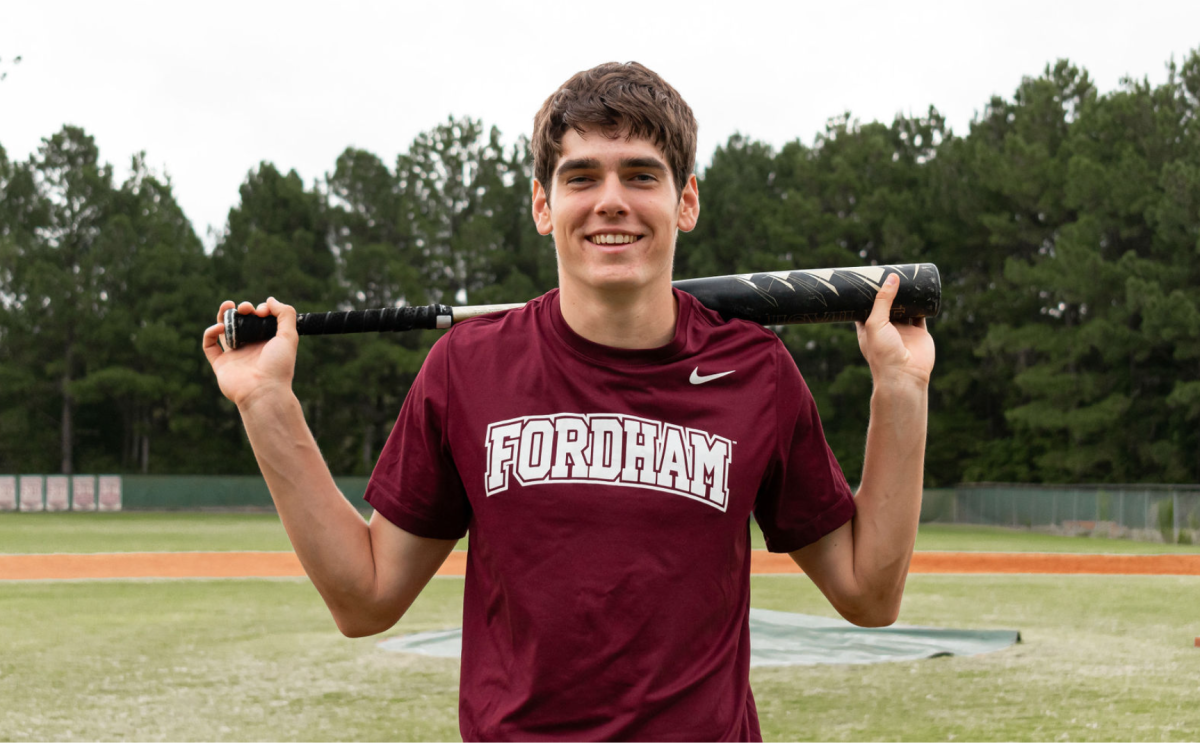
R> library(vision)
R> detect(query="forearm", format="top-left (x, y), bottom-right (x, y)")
top-left (238, 389), bottom-right (384, 623)
top-left (850, 376), bottom-right (928, 614)
top-left (791, 278), bottom-right (934, 626)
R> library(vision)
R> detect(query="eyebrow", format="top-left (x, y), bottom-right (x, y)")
top-left (556, 157), bottom-right (669, 176)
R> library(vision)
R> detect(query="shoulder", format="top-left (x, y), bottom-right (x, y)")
top-left (680, 288), bottom-right (778, 337)
top-left (678, 288), bottom-right (789, 356)
top-left (441, 293), bottom-right (551, 346)
top-left (678, 290), bottom-right (816, 397)
top-left (429, 293), bottom-right (553, 376)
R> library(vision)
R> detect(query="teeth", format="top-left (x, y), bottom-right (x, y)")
top-left (591, 234), bottom-right (640, 245)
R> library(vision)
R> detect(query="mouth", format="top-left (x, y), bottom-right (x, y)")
top-left (586, 232), bottom-right (644, 247)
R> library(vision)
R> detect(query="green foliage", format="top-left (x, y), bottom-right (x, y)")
top-left (964, 51), bottom-right (1200, 483)
top-left (3, 48), bottom-right (1200, 482)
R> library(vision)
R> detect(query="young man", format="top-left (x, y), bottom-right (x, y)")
top-left (203, 62), bottom-right (934, 741)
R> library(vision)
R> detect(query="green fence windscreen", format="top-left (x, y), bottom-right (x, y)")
top-left (119, 475), bottom-right (372, 510)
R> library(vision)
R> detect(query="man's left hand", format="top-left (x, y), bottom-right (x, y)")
top-left (855, 273), bottom-right (936, 386)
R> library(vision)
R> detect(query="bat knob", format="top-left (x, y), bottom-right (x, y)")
top-left (223, 308), bottom-right (236, 350)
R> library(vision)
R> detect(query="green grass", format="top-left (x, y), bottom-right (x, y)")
top-left (0, 578), bottom-right (462, 742)
top-left (0, 513), bottom-right (296, 554)
top-left (5, 513), bottom-right (1200, 555)
top-left (2, 574), bottom-right (1198, 741)
top-left (750, 574), bottom-right (1200, 741)
top-left (911, 523), bottom-right (1200, 554)
top-left (749, 519), bottom-right (1200, 554)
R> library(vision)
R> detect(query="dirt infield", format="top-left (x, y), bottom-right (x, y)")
top-left (2, 550), bottom-right (1199, 580)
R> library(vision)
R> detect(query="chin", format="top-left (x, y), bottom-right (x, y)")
top-left (584, 271), bottom-right (652, 292)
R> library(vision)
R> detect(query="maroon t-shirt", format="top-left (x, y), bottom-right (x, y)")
top-left (365, 289), bottom-right (855, 741)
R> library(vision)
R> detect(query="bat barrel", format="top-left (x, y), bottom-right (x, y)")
top-left (671, 263), bottom-right (939, 325)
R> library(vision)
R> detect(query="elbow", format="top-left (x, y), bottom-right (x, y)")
top-left (333, 611), bottom-right (398, 639)
top-left (834, 564), bottom-right (911, 627)
top-left (835, 591), bottom-right (903, 628)
top-left (328, 597), bottom-right (404, 639)
top-left (844, 604), bottom-right (900, 628)
top-left (335, 617), bottom-right (379, 638)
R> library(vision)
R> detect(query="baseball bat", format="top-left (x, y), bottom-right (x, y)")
top-left (223, 263), bottom-right (940, 350)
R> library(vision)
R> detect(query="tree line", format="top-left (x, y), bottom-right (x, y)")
top-left (2, 49), bottom-right (1198, 486)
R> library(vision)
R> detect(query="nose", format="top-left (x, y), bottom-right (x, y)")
top-left (593, 173), bottom-right (628, 218)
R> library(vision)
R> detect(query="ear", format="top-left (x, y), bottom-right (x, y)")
top-left (676, 174), bottom-right (700, 233)
top-left (531, 178), bottom-right (554, 236)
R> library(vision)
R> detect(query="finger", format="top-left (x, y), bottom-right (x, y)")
top-left (215, 300), bottom-right (235, 325)
top-left (266, 297), bottom-right (299, 340)
top-left (202, 323), bottom-right (226, 363)
top-left (256, 301), bottom-right (270, 317)
top-left (866, 273), bottom-right (900, 328)
top-left (237, 301), bottom-right (255, 315)
top-left (912, 316), bottom-right (927, 330)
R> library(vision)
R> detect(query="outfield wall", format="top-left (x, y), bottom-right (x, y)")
top-left (0, 475), bottom-right (372, 511)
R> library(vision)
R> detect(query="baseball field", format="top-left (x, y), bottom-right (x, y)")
top-left (2, 513), bottom-right (1199, 741)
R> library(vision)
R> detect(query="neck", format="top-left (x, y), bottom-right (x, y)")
top-left (557, 279), bottom-right (678, 349)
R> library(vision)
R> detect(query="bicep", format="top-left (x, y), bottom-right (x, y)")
top-left (366, 511), bottom-right (459, 625)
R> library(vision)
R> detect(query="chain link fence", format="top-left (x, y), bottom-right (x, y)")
top-left (920, 484), bottom-right (1200, 544)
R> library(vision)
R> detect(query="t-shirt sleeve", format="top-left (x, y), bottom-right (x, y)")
top-left (753, 342), bottom-right (856, 553)
top-left (363, 334), bottom-right (471, 540)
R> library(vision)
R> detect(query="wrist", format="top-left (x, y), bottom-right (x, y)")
top-left (870, 368), bottom-right (929, 396)
top-left (237, 383), bottom-right (299, 418)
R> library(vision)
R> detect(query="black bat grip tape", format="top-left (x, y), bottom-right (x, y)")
top-left (226, 305), bottom-right (453, 349)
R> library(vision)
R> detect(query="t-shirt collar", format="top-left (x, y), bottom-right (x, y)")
top-left (547, 288), bottom-right (692, 366)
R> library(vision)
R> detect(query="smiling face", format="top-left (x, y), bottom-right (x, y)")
top-left (533, 127), bottom-right (699, 300)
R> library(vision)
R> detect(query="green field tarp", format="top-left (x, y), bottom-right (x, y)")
top-left (744, 608), bottom-right (1020, 666)
top-left (377, 608), bottom-right (1020, 667)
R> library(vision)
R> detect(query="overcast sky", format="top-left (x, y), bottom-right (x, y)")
top-left (2, 0), bottom-right (1197, 250)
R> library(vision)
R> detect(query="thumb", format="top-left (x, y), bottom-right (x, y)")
top-left (266, 297), bottom-right (299, 341)
top-left (866, 273), bottom-right (899, 328)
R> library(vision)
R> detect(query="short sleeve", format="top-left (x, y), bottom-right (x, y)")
top-left (363, 334), bottom-right (472, 540)
top-left (753, 343), bottom-right (856, 553)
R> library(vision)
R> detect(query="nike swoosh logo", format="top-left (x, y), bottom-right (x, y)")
top-left (690, 367), bottom-right (735, 385)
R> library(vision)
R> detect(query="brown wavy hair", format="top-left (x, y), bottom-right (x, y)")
top-left (532, 62), bottom-right (698, 200)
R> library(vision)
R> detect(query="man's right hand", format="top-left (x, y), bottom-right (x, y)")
top-left (202, 298), bottom-right (300, 410)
